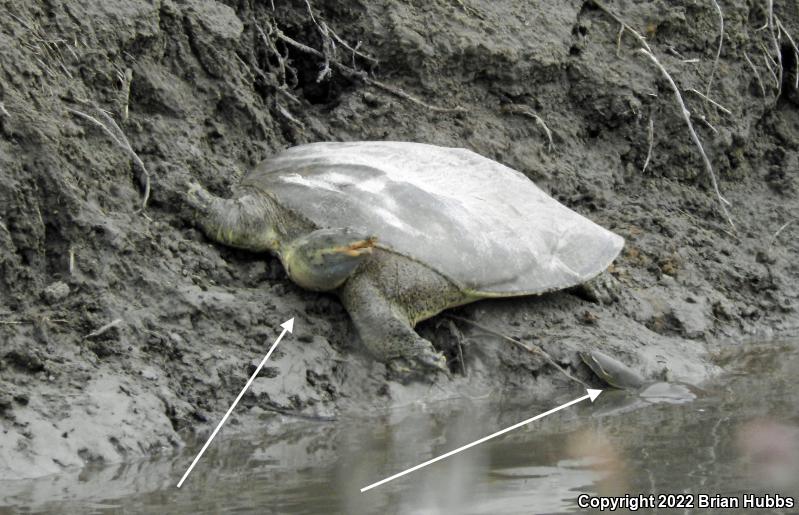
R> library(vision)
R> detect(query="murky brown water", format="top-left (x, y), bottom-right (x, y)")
top-left (2, 341), bottom-right (798, 514)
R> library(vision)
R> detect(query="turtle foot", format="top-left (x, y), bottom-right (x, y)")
top-left (575, 271), bottom-right (621, 305)
top-left (386, 349), bottom-right (451, 382)
top-left (413, 348), bottom-right (451, 377)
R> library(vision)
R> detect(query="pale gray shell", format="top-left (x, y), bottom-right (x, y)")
top-left (241, 141), bottom-right (624, 295)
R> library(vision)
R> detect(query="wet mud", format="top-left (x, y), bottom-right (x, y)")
top-left (1, 0), bottom-right (798, 480)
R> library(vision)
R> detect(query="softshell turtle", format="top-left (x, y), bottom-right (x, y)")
top-left (580, 350), bottom-right (698, 415)
top-left (186, 141), bottom-right (624, 373)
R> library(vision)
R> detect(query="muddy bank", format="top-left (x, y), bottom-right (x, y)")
top-left (1, 0), bottom-right (798, 480)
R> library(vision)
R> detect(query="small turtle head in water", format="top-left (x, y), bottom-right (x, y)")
top-left (580, 350), bottom-right (646, 389)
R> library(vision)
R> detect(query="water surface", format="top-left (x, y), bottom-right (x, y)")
top-left (3, 341), bottom-right (798, 514)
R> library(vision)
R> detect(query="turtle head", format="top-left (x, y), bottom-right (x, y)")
top-left (282, 228), bottom-right (376, 291)
top-left (185, 182), bottom-right (278, 252)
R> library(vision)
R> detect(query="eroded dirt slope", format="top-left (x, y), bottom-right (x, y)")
top-left (1, 0), bottom-right (798, 479)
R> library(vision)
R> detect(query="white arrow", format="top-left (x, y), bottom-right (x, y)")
top-left (360, 388), bottom-right (602, 493)
top-left (177, 318), bottom-right (295, 488)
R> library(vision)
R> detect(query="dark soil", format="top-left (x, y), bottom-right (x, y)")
top-left (1, 0), bottom-right (798, 480)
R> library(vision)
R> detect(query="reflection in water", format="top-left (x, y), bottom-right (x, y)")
top-left (736, 419), bottom-right (799, 491)
top-left (2, 341), bottom-right (798, 514)
top-left (565, 429), bottom-right (628, 497)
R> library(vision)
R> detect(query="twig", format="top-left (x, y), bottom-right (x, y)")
top-left (761, 0), bottom-right (774, 31)
top-left (776, 17), bottom-right (799, 90)
top-left (445, 320), bottom-right (467, 376)
top-left (11, 12), bottom-right (75, 81)
top-left (330, 32), bottom-right (378, 66)
top-left (314, 21), bottom-right (334, 83)
top-left (447, 315), bottom-right (587, 387)
top-left (591, 1), bottom-right (734, 229)
top-left (766, 0), bottom-right (783, 98)
top-left (744, 51), bottom-right (767, 98)
top-left (85, 318), bottom-right (123, 339)
top-left (639, 49), bottom-right (734, 229)
top-left (642, 115), bottom-right (654, 173)
top-left (694, 113), bottom-right (719, 134)
top-left (757, 8), bottom-right (783, 98)
top-left (759, 43), bottom-right (779, 88)
top-left (456, 336), bottom-right (466, 376)
top-left (235, 53), bottom-right (300, 105)
top-left (303, 0), bottom-right (379, 81)
top-left (276, 104), bottom-right (305, 128)
top-left (666, 46), bottom-right (688, 60)
top-left (368, 79), bottom-right (466, 113)
top-left (0, 102), bottom-right (9, 118)
top-left (685, 88), bottom-right (732, 115)
top-left (303, 0), bottom-right (377, 66)
top-left (267, 22), bottom-right (465, 113)
top-left (705, 0), bottom-right (724, 99)
top-left (768, 219), bottom-right (795, 250)
top-left (253, 21), bottom-right (285, 82)
top-left (68, 247), bottom-right (75, 275)
top-left (590, 0), bottom-right (651, 52)
top-left (501, 104), bottom-right (555, 151)
top-left (67, 107), bottom-right (151, 210)
top-left (1, 317), bottom-right (69, 326)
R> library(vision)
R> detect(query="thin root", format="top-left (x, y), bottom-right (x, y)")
top-left (591, 0), bottom-right (734, 229)
top-left (776, 17), bottom-right (799, 90)
top-left (685, 88), bottom-right (732, 115)
top-left (85, 318), bottom-right (123, 339)
top-left (501, 104), bottom-right (555, 152)
top-left (768, 219), bottom-right (795, 250)
top-left (264, 20), bottom-right (465, 113)
top-left (743, 51), bottom-right (767, 98)
top-left (68, 107), bottom-right (151, 211)
top-left (448, 315), bottom-right (587, 387)
top-left (642, 115), bottom-right (654, 173)
top-left (639, 48), bottom-right (734, 229)
top-left (705, 0), bottom-right (724, 98)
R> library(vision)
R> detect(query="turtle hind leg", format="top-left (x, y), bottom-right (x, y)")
top-left (339, 272), bottom-right (448, 376)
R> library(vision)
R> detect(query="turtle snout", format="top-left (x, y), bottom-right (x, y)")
top-left (185, 182), bottom-right (212, 213)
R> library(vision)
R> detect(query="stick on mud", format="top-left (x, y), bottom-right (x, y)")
top-left (68, 107), bottom-right (152, 211)
top-left (744, 51), bottom-right (767, 98)
top-left (448, 315), bottom-right (587, 387)
top-left (705, 0), bottom-right (724, 99)
top-left (85, 318), bottom-right (123, 339)
top-left (639, 48), bottom-right (734, 229)
top-left (686, 88), bottom-right (732, 115)
top-left (502, 104), bottom-right (555, 152)
top-left (642, 115), bottom-right (653, 173)
top-left (776, 17), bottom-right (799, 89)
top-left (264, 20), bottom-right (465, 113)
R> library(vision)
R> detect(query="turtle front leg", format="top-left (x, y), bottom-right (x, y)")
top-left (339, 273), bottom-right (449, 376)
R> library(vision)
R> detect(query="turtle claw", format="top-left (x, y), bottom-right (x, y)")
top-left (388, 359), bottom-right (413, 376)
top-left (414, 349), bottom-right (451, 378)
top-left (386, 350), bottom-right (451, 382)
